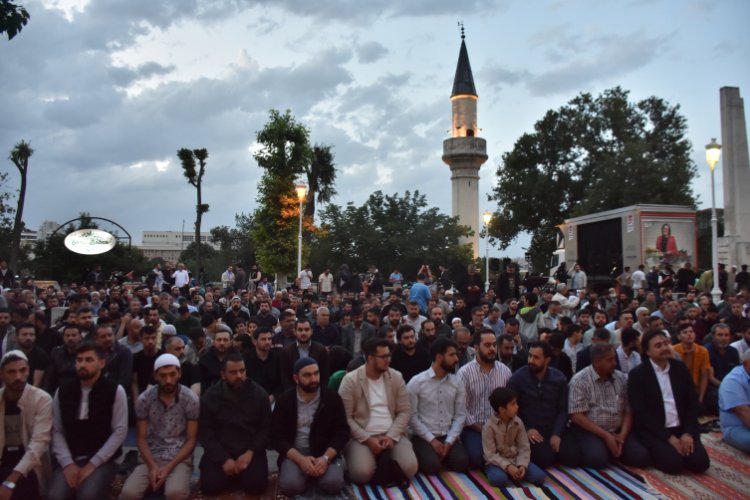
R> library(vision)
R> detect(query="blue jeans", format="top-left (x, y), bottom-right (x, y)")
top-left (461, 427), bottom-right (485, 469)
top-left (723, 425), bottom-right (750, 453)
top-left (486, 463), bottom-right (546, 487)
top-left (48, 461), bottom-right (117, 500)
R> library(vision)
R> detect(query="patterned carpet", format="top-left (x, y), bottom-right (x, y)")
top-left (109, 432), bottom-right (749, 499)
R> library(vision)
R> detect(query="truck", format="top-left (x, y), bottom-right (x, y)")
top-left (550, 204), bottom-right (698, 291)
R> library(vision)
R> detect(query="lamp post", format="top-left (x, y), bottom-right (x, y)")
top-left (483, 210), bottom-right (492, 294)
top-left (295, 183), bottom-right (307, 279)
top-left (705, 138), bottom-right (722, 304)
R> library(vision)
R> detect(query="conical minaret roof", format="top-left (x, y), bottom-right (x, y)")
top-left (451, 33), bottom-right (477, 98)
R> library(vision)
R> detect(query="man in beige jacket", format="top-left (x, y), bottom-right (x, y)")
top-left (0, 350), bottom-right (53, 498)
top-left (338, 338), bottom-right (417, 484)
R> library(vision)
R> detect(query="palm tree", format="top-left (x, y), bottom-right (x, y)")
top-left (304, 144), bottom-right (336, 219)
top-left (8, 140), bottom-right (32, 273)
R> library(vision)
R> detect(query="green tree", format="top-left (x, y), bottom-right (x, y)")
top-left (310, 190), bottom-right (473, 282)
top-left (8, 140), bottom-right (32, 274)
top-left (489, 87), bottom-right (697, 272)
top-left (210, 213), bottom-right (256, 267)
top-left (178, 242), bottom-right (218, 282)
top-left (177, 148), bottom-right (209, 279)
top-left (304, 144), bottom-right (337, 219)
top-left (251, 110), bottom-right (314, 274)
top-left (0, 1), bottom-right (29, 40)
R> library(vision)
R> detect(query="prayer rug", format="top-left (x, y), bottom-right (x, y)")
top-left (626, 432), bottom-right (750, 500)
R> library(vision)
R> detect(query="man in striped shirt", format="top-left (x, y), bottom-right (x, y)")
top-left (457, 329), bottom-right (512, 469)
top-left (567, 343), bottom-right (650, 468)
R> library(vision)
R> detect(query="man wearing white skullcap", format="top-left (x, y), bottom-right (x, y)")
top-left (120, 353), bottom-right (199, 500)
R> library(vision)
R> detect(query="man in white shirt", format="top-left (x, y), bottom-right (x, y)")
top-left (631, 265), bottom-right (646, 294)
top-left (298, 266), bottom-right (313, 293)
top-left (730, 322), bottom-right (750, 356)
top-left (172, 264), bottom-right (190, 295)
top-left (318, 269), bottom-right (334, 298)
top-left (407, 338), bottom-right (468, 474)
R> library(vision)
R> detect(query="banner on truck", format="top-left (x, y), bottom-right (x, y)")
top-left (642, 218), bottom-right (695, 269)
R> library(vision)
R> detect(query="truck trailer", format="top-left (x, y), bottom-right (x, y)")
top-left (551, 204), bottom-right (698, 290)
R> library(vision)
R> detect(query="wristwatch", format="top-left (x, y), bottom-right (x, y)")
top-left (322, 455), bottom-right (330, 463)
top-left (2, 481), bottom-right (15, 490)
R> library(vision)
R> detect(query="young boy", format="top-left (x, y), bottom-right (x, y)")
top-left (482, 387), bottom-right (546, 487)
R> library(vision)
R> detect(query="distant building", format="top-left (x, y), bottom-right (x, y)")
top-left (139, 231), bottom-right (219, 263)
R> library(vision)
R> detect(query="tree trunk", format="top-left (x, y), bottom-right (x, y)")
top-left (195, 184), bottom-right (202, 284)
top-left (9, 166), bottom-right (26, 274)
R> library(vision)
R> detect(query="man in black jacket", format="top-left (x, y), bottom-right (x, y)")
top-left (628, 330), bottom-right (710, 474)
top-left (279, 319), bottom-right (329, 390)
top-left (198, 352), bottom-right (270, 496)
top-left (271, 358), bottom-right (348, 497)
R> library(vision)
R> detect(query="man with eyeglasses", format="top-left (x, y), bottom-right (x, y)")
top-left (338, 338), bottom-right (417, 484)
top-left (508, 341), bottom-right (579, 469)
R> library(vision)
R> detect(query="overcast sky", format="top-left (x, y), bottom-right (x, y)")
top-left (1, 0), bottom-right (748, 260)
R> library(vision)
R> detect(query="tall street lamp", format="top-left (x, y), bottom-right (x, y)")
top-left (705, 138), bottom-right (722, 304)
top-left (483, 210), bottom-right (492, 294)
top-left (295, 183), bottom-right (307, 278)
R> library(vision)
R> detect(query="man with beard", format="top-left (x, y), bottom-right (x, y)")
top-left (390, 325), bottom-right (430, 384)
top-left (430, 306), bottom-right (453, 338)
top-left (251, 301), bottom-right (277, 332)
top-left (223, 297), bottom-right (251, 329)
top-left (131, 326), bottom-right (161, 401)
top-left (44, 325), bottom-right (83, 395)
top-left (508, 342), bottom-right (579, 468)
top-left (338, 338), bottom-right (418, 484)
top-left (49, 344), bottom-right (128, 500)
top-left (121, 354), bottom-right (199, 500)
top-left (13, 323), bottom-right (47, 388)
top-left (448, 297), bottom-right (470, 325)
top-left (280, 319), bottom-right (329, 390)
top-left (457, 329), bottom-right (512, 469)
top-left (272, 358), bottom-right (349, 497)
top-left (164, 337), bottom-right (200, 395)
top-left (94, 323), bottom-right (133, 392)
top-left (453, 327), bottom-right (475, 367)
top-left (407, 338), bottom-right (469, 474)
top-left (272, 310), bottom-right (298, 349)
top-left (0, 309), bottom-right (16, 357)
top-left (583, 310), bottom-right (608, 346)
top-left (0, 351), bottom-right (53, 498)
top-left (198, 352), bottom-right (271, 496)
top-left (198, 331), bottom-right (235, 393)
top-left (341, 307), bottom-right (376, 359)
top-left (379, 306), bottom-right (403, 337)
top-left (75, 308), bottom-right (96, 340)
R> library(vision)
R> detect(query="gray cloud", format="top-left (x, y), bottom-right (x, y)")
top-left (356, 41), bottom-right (389, 63)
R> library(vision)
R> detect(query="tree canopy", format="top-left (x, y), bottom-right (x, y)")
top-left (0, 1), bottom-right (29, 40)
top-left (177, 148), bottom-right (209, 276)
top-left (310, 190), bottom-right (473, 282)
top-left (489, 87), bottom-right (697, 271)
top-left (250, 109), bottom-right (335, 274)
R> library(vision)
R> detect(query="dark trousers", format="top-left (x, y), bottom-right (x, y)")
top-left (530, 431), bottom-right (581, 469)
top-left (411, 435), bottom-right (470, 475)
top-left (639, 428), bottom-right (710, 475)
top-left (568, 425), bottom-right (651, 469)
top-left (199, 454), bottom-right (268, 496)
top-left (0, 452), bottom-right (38, 500)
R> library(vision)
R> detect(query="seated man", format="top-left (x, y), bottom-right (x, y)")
top-left (719, 349), bottom-right (750, 453)
top-left (338, 338), bottom-right (418, 484)
top-left (198, 352), bottom-right (270, 496)
top-left (508, 341), bottom-right (579, 468)
top-left (0, 350), bottom-right (53, 498)
top-left (279, 319), bottom-right (329, 390)
top-left (567, 343), bottom-right (650, 468)
top-left (628, 330), bottom-right (710, 474)
top-left (407, 338), bottom-right (469, 474)
top-left (49, 343), bottom-right (128, 500)
top-left (121, 354), bottom-right (199, 500)
top-left (271, 358), bottom-right (349, 496)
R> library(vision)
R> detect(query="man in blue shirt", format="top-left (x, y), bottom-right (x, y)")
top-left (409, 274), bottom-right (432, 316)
top-left (719, 350), bottom-right (750, 453)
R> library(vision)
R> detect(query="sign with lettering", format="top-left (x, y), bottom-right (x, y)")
top-left (64, 229), bottom-right (117, 255)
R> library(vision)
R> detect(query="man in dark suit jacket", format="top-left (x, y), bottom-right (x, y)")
top-left (576, 328), bottom-right (620, 373)
top-left (341, 309), bottom-right (377, 358)
top-left (627, 330), bottom-right (710, 474)
top-left (279, 319), bottom-right (329, 390)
